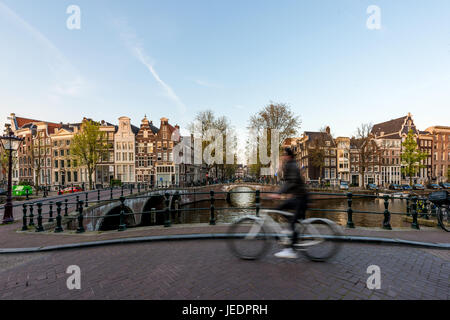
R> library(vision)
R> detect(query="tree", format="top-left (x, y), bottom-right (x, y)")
top-left (353, 123), bottom-right (384, 188)
top-left (247, 102), bottom-right (301, 179)
top-left (188, 110), bottom-right (235, 180)
top-left (70, 120), bottom-right (109, 190)
top-left (401, 129), bottom-right (427, 186)
top-left (308, 129), bottom-right (328, 182)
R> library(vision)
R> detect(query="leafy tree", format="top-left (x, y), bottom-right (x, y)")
top-left (401, 129), bottom-right (428, 186)
top-left (70, 120), bottom-right (109, 190)
top-left (308, 130), bottom-right (327, 181)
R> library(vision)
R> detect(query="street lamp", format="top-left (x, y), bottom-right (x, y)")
top-left (0, 124), bottom-right (23, 224)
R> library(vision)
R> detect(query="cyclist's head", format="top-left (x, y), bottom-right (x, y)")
top-left (283, 147), bottom-right (294, 159)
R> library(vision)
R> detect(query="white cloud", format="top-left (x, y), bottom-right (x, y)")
top-left (0, 1), bottom-right (86, 99)
top-left (116, 19), bottom-right (187, 114)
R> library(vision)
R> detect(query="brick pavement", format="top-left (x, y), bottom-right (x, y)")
top-left (0, 240), bottom-right (448, 300)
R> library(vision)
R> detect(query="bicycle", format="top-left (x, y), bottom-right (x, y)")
top-left (227, 209), bottom-right (343, 262)
top-left (428, 191), bottom-right (450, 232)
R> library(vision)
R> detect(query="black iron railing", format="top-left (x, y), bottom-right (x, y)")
top-left (13, 184), bottom-right (442, 234)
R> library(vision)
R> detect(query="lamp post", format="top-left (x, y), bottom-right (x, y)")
top-left (0, 124), bottom-right (23, 224)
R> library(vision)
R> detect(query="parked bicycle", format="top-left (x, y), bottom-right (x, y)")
top-left (227, 209), bottom-right (343, 262)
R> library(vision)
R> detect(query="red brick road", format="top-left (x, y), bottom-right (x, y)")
top-left (0, 240), bottom-right (448, 300)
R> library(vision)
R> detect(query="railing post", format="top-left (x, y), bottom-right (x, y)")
top-left (76, 195), bottom-right (80, 212)
top-left (151, 208), bottom-right (156, 225)
top-left (138, 183), bottom-right (141, 193)
top-left (85, 192), bottom-right (89, 207)
top-left (411, 196), bottom-right (420, 230)
top-left (55, 202), bottom-right (63, 233)
top-left (28, 203), bottom-right (34, 226)
top-left (130, 184), bottom-right (133, 195)
top-left (98, 189), bottom-right (100, 201)
top-left (118, 196), bottom-right (126, 231)
top-left (76, 200), bottom-right (85, 233)
top-left (346, 192), bottom-right (355, 228)
top-left (22, 204), bottom-right (28, 231)
top-left (210, 190), bottom-right (216, 225)
top-left (406, 195), bottom-right (411, 216)
top-left (255, 190), bottom-right (260, 217)
top-left (110, 186), bottom-right (113, 200)
top-left (382, 195), bottom-right (392, 230)
top-left (36, 202), bottom-right (44, 232)
top-left (48, 201), bottom-right (54, 222)
top-left (26, 188), bottom-right (29, 200)
top-left (164, 192), bottom-right (171, 227)
top-left (121, 185), bottom-right (124, 197)
top-left (174, 191), bottom-right (180, 223)
top-left (64, 199), bottom-right (68, 216)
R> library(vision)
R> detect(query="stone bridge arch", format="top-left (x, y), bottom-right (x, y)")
top-left (98, 205), bottom-right (136, 231)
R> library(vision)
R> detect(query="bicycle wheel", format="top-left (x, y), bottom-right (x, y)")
top-left (297, 218), bottom-right (342, 262)
top-left (436, 207), bottom-right (450, 232)
top-left (227, 217), bottom-right (271, 260)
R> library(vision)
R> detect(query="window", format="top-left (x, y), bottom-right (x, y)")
top-left (54, 160), bottom-right (58, 168)
top-left (74, 171), bottom-right (78, 182)
top-left (122, 152), bottom-right (127, 161)
top-left (60, 150), bottom-right (64, 156)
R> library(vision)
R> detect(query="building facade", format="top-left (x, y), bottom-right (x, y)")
top-left (114, 116), bottom-right (138, 183)
top-left (426, 126), bottom-right (450, 183)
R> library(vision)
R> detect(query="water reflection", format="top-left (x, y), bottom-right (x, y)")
top-left (180, 187), bottom-right (412, 228)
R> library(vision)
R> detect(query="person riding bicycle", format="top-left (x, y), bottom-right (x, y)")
top-left (270, 147), bottom-right (309, 259)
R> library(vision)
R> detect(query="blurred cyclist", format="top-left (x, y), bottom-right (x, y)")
top-left (269, 147), bottom-right (309, 259)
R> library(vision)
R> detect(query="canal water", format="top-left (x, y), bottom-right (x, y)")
top-left (179, 186), bottom-right (412, 228)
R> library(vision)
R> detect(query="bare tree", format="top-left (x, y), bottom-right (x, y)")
top-left (353, 123), bottom-right (383, 188)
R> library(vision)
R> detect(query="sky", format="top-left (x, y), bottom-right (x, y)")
top-left (1, 0), bottom-right (450, 159)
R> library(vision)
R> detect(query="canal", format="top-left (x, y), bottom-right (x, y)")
top-left (180, 186), bottom-right (413, 228)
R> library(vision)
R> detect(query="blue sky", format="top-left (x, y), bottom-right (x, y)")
top-left (1, 0), bottom-right (450, 147)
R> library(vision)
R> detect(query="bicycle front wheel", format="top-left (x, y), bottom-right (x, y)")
top-left (227, 217), bottom-right (271, 260)
top-left (437, 207), bottom-right (450, 232)
top-left (298, 218), bottom-right (342, 262)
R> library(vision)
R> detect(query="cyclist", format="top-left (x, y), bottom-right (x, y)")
top-left (269, 147), bottom-right (309, 259)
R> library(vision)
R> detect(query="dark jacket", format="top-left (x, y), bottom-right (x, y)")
top-left (279, 159), bottom-right (308, 197)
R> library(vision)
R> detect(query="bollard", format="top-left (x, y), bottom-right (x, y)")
top-left (22, 204), bottom-right (28, 231)
top-left (411, 196), bottom-right (420, 230)
top-left (36, 203), bottom-right (44, 232)
top-left (48, 201), bottom-right (54, 222)
top-left (255, 190), bottom-right (260, 217)
top-left (118, 196), bottom-right (127, 231)
top-left (110, 187), bottom-right (113, 200)
top-left (64, 199), bottom-right (68, 216)
top-left (164, 192), bottom-right (171, 227)
top-left (382, 195), bottom-right (392, 230)
top-left (43, 187), bottom-right (47, 198)
top-left (85, 192), bottom-right (89, 207)
top-left (346, 193), bottom-right (355, 228)
top-left (76, 201), bottom-right (85, 233)
top-left (55, 202), bottom-right (63, 233)
top-left (210, 190), bottom-right (216, 225)
top-left (98, 189), bottom-right (100, 201)
top-left (151, 208), bottom-right (156, 225)
top-left (28, 203), bottom-right (35, 226)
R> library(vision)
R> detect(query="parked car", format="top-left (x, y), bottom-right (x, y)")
top-left (401, 184), bottom-right (412, 191)
top-left (12, 185), bottom-right (33, 196)
top-left (427, 184), bottom-right (442, 190)
top-left (339, 181), bottom-right (349, 190)
top-left (0, 188), bottom-right (6, 196)
top-left (389, 184), bottom-right (402, 190)
top-left (439, 182), bottom-right (450, 189)
top-left (412, 183), bottom-right (425, 190)
top-left (366, 183), bottom-right (379, 190)
top-left (58, 186), bottom-right (83, 195)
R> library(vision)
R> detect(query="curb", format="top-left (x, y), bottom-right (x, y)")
top-left (0, 233), bottom-right (449, 254)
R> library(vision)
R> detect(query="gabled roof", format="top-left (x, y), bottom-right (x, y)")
top-left (304, 131), bottom-right (336, 147)
top-left (371, 116), bottom-right (407, 137)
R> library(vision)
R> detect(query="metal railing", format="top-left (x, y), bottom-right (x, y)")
top-left (14, 185), bottom-right (442, 234)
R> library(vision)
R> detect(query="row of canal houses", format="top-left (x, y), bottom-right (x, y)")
top-left (5, 113), bottom-right (205, 190)
top-left (283, 113), bottom-right (450, 187)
